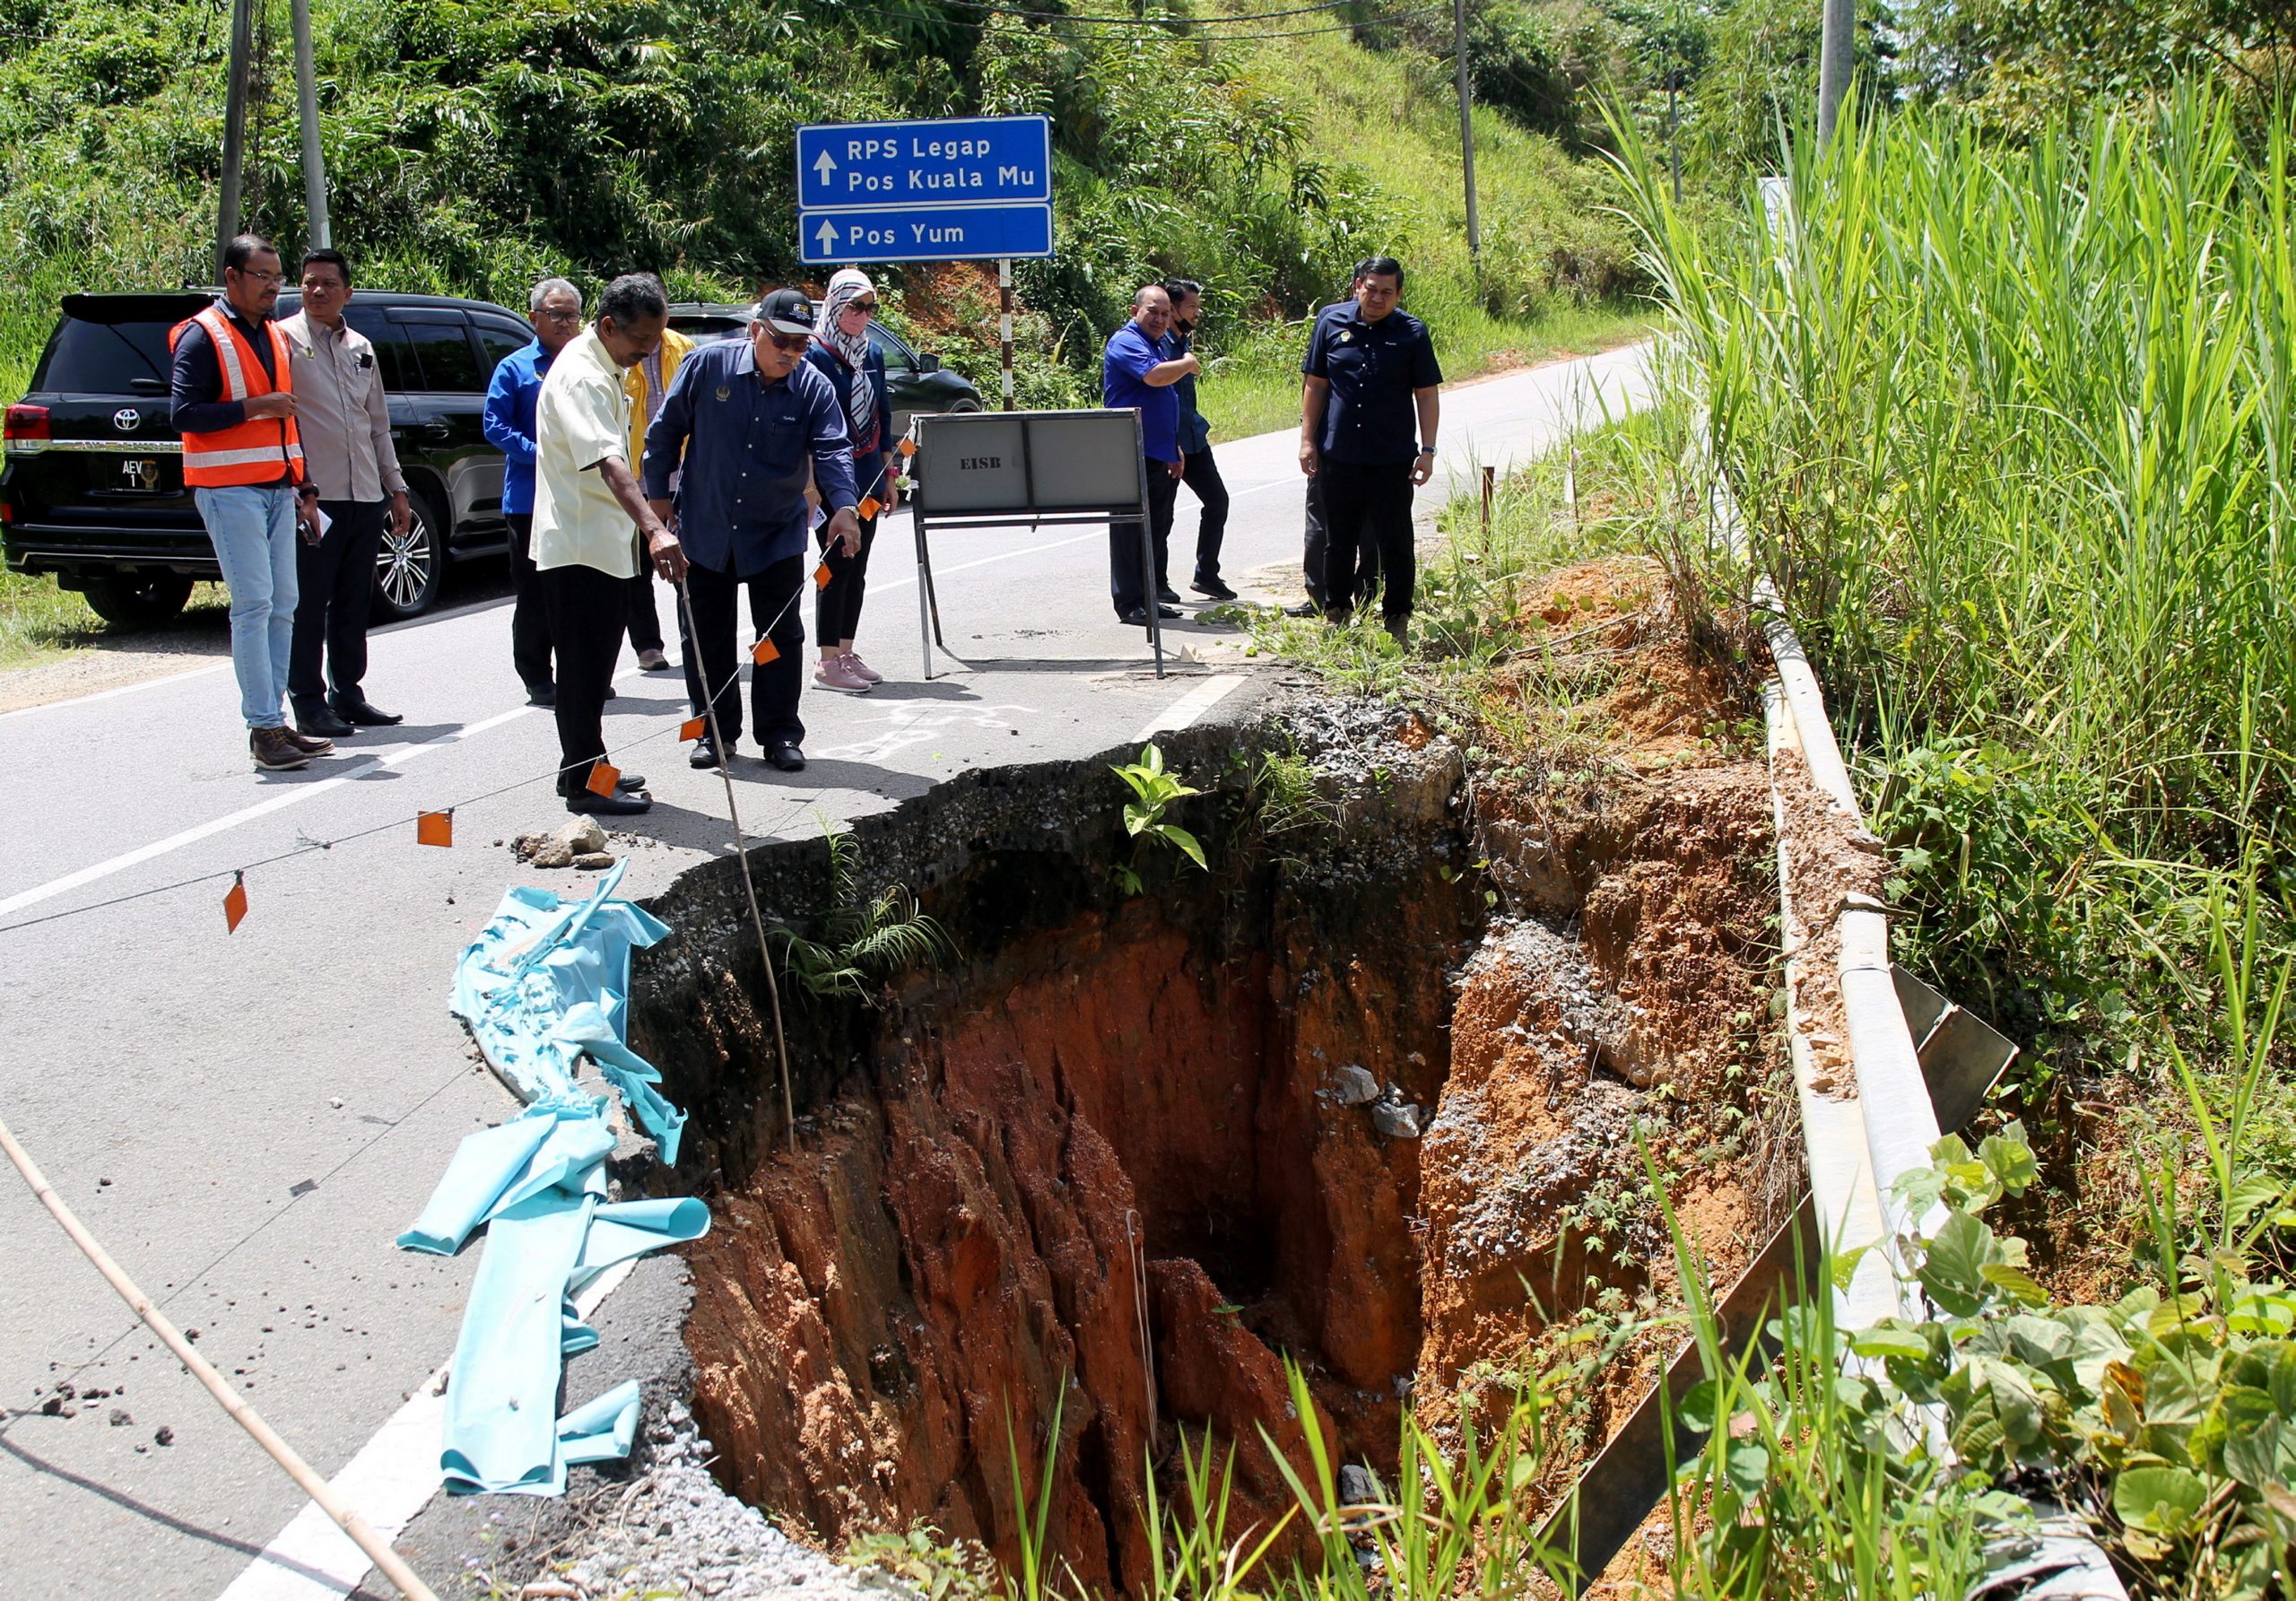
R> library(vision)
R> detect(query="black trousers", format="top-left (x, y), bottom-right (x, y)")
top-left (814, 511), bottom-right (879, 645)
top-left (680, 554), bottom-right (804, 751)
top-left (537, 561), bottom-right (627, 794)
top-left (1318, 457), bottom-right (1416, 621)
top-left (507, 513), bottom-right (555, 692)
top-left (1302, 471), bottom-right (1379, 609)
top-left (1109, 459), bottom-right (1180, 617)
top-left (1180, 447), bottom-right (1229, 584)
top-left (288, 497), bottom-right (384, 709)
top-left (626, 561), bottom-right (665, 655)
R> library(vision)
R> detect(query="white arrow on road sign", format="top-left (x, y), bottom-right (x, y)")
top-left (814, 218), bottom-right (839, 250)
top-left (813, 150), bottom-right (836, 181)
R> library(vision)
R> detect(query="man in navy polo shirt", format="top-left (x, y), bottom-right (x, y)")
top-left (1101, 283), bottom-right (1195, 626)
top-left (643, 289), bottom-right (859, 774)
top-left (1300, 256), bottom-right (1442, 640)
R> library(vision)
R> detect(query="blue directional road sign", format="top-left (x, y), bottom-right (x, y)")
top-left (797, 116), bottom-right (1055, 265)
top-left (800, 204), bottom-right (1052, 267)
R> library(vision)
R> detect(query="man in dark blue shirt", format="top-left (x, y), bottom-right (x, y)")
top-left (1300, 256), bottom-right (1443, 640)
top-left (1101, 284), bottom-right (1195, 625)
top-left (1158, 279), bottom-right (1233, 601)
top-left (644, 289), bottom-right (859, 773)
top-left (482, 278), bottom-right (583, 704)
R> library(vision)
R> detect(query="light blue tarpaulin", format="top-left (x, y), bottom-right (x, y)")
top-left (404, 866), bottom-right (710, 1497)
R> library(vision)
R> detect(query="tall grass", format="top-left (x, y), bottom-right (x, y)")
top-left (1611, 89), bottom-right (2296, 1055)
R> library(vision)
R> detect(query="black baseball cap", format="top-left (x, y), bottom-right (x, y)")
top-left (755, 289), bottom-right (816, 336)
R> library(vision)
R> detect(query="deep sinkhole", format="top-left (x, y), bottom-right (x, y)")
top-left (623, 701), bottom-right (1785, 1595)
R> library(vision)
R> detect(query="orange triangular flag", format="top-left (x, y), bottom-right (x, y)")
top-left (813, 563), bottom-right (832, 590)
top-left (896, 437), bottom-right (918, 457)
top-left (679, 717), bottom-right (707, 742)
top-left (223, 874), bottom-right (248, 933)
top-left (416, 810), bottom-right (454, 848)
top-left (585, 761), bottom-right (621, 797)
top-left (857, 495), bottom-right (883, 520)
top-left (752, 638), bottom-right (780, 666)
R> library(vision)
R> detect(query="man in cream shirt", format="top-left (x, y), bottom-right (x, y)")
top-left (532, 273), bottom-right (686, 816)
top-left (275, 246), bottom-right (413, 738)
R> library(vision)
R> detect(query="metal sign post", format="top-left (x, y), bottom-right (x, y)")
top-left (907, 409), bottom-right (1164, 681)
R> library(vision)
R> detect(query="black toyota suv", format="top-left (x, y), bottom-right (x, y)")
top-left (2, 289), bottom-right (538, 627)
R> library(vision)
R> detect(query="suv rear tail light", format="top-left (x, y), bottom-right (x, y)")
top-left (4, 404), bottom-right (49, 442)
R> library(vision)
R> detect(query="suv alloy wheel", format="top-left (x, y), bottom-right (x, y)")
top-left (373, 492), bottom-right (444, 621)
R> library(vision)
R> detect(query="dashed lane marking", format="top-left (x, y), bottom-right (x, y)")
top-left (1131, 674), bottom-right (1247, 743)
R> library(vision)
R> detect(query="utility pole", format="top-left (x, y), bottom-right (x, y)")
top-left (1816, 0), bottom-right (1854, 146)
top-left (290, 0), bottom-right (329, 246)
top-left (1452, 0), bottom-right (1479, 257)
top-left (215, 0), bottom-right (255, 273)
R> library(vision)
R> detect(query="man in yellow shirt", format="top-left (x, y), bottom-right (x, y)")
top-left (622, 324), bottom-right (692, 671)
top-left (533, 274), bottom-right (686, 815)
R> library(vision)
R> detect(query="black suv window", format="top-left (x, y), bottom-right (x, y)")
top-left (38, 318), bottom-right (177, 394)
top-left (473, 318), bottom-right (529, 377)
top-left (397, 318), bottom-right (484, 393)
top-left (342, 306), bottom-right (418, 392)
top-left (868, 323), bottom-right (915, 374)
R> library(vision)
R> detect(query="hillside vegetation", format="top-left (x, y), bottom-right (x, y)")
top-left (0, 0), bottom-right (1652, 417)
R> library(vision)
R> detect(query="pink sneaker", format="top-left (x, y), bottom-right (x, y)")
top-left (840, 651), bottom-right (883, 684)
top-left (813, 657), bottom-right (872, 694)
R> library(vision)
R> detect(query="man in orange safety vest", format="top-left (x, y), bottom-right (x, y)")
top-left (169, 233), bottom-right (334, 773)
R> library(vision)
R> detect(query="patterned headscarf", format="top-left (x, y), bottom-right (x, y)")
top-left (813, 268), bottom-right (878, 452)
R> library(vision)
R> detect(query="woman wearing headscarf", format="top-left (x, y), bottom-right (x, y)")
top-left (804, 268), bottom-right (896, 693)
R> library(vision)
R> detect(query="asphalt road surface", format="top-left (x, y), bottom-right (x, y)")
top-left (0, 343), bottom-right (1648, 1601)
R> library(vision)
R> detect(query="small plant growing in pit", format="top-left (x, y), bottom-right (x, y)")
top-left (1111, 743), bottom-right (1208, 894)
top-left (775, 822), bottom-right (955, 1003)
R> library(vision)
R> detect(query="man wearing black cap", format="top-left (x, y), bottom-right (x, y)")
top-left (644, 288), bottom-right (860, 773)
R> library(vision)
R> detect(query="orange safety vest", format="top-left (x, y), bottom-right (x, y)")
top-left (168, 305), bottom-right (306, 487)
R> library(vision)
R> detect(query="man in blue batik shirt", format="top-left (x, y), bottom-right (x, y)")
top-left (1101, 283), bottom-right (1195, 626)
top-left (643, 289), bottom-right (858, 775)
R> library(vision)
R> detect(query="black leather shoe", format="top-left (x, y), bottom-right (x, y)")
top-left (690, 735), bottom-right (726, 770)
top-left (1283, 600), bottom-right (1320, 618)
top-left (329, 695), bottom-right (402, 727)
top-left (564, 787), bottom-right (651, 816)
top-left (763, 744), bottom-right (806, 773)
top-left (614, 772), bottom-right (647, 792)
top-left (1192, 577), bottom-right (1238, 601)
top-left (1157, 603), bottom-right (1182, 619)
top-left (526, 683), bottom-right (556, 708)
top-left (1156, 586), bottom-right (1181, 605)
top-left (293, 702), bottom-right (355, 738)
top-left (1118, 606), bottom-right (1150, 626)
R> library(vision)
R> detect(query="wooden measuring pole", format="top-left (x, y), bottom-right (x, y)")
top-left (0, 1115), bottom-right (440, 1601)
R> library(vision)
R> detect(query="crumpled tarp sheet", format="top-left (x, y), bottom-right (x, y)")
top-left (400, 865), bottom-right (709, 1496)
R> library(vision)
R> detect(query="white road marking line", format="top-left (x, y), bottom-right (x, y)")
top-left (872, 529), bottom-right (1101, 593)
top-left (214, 1258), bottom-right (641, 1601)
top-left (0, 659), bottom-right (231, 722)
top-left (1131, 674), bottom-right (1246, 743)
top-left (0, 701), bottom-right (537, 921)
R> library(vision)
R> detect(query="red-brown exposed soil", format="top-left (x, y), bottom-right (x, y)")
top-left (676, 558), bottom-right (1786, 1597)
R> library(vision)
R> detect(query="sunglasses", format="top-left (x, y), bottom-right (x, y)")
top-left (762, 329), bottom-right (812, 353)
top-left (840, 299), bottom-right (879, 315)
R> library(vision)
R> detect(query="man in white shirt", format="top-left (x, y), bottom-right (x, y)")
top-left (532, 274), bottom-right (686, 816)
top-left (275, 247), bottom-right (413, 737)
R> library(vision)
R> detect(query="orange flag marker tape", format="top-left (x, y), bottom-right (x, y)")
top-left (223, 873), bottom-right (248, 934)
top-left (752, 638), bottom-right (780, 666)
top-left (896, 437), bottom-right (918, 457)
top-left (415, 811), bottom-right (454, 848)
top-left (585, 761), bottom-right (621, 798)
top-left (857, 496), bottom-right (882, 520)
top-left (813, 563), bottom-right (832, 591)
top-left (679, 717), bottom-right (707, 742)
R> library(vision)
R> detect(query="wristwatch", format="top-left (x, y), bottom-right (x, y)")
top-left (1417, 447), bottom-right (1437, 456)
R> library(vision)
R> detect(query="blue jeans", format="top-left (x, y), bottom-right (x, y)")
top-left (196, 483), bottom-right (301, 728)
